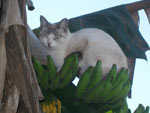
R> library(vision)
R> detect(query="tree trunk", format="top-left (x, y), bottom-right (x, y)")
top-left (0, 0), bottom-right (43, 113)
top-left (0, 31), bottom-right (6, 109)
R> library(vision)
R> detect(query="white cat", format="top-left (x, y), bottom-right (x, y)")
top-left (39, 16), bottom-right (128, 76)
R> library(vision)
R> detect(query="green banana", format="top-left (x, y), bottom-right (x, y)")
top-left (58, 53), bottom-right (75, 80)
top-left (94, 68), bottom-right (124, 103)
top-left (106, 99), bottom-right (124, 109)
top-left (134, 104), bottom-right (145, 113)
top-left (105, 79), bottom-right (124, 102)
top-left (112, 68), bottom-right (126, 88)
top-left (40, 71), bottom-right (50, 90)
top-left (87, 60), bottom-right (102, 91)
top-left (84, 65), bottom-right (129, 104)
top-left (118, 109), bottom-right (124, 113)
top-left (120, 100), bottom-right (128, 113)
top-left (58, 68), bottom-right (75, 89)
top-left (97, 104), bottom-right (110, 113)
top-left (32, 56), bottom-right (44, 76)
top-left (108, 69), bottom-right (130, 103)
top-left (75, 66), bottom-right (94, 100)
top-left (106, 64), bottom-right (117, 83)
top-left (84, 79), bottom-right (106, 103)
top-left (32, 56), bottom-right (44, 82)
top-left (58, 53), bottom-right (78, 89)
top-left (143, 106), bottom-right (149, 113)
top-left (49, 53), bottom-right (78, 91)
top-left (91, 64), bottom-right (117, 103)
top-left (49, 74), bottom-right (60, 91)
top-left (122, 69), bottom-right (129, 84)
top-left (72, 53), bottom-right (79, 75)
top-left (120, 80), bottom-right (131, 97)
top-left (93, 64), bottom-right (117, 103)
top-left (105, 99), bottom-right (128, 113)
top-left (95, 81), bottom-right (112, 103)
top-left (105, 110), bottom-right (113, 113)
top-left (47, 55), bottom-right (57, 80)
top-left (105, 68), bottom-right (129, 103)
top-left (109, 80), bottom-right (131, 103)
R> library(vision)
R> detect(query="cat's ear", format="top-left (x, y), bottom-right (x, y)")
top-left (59, 18), bottom-right (68, 30)
top-left (40, 15), bottom-right (50, 28)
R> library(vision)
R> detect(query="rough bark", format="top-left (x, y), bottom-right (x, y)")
top-left (0, 0), bottom-right (43, 113)
top-left (4, 25), bottom-right (42, 113)
top-left (0, 73), bottom-right (20, 113)
top-left (0, 33), bottom-right (6, 108)
top-left (0, 0), bottom-right (8, 108)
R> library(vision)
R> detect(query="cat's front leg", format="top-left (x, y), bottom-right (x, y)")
top-left (57, 65), bottom-right (63, 72)
top-left (54, 57), bottom-right (65, 72)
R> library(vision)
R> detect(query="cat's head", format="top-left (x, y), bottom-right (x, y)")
top-left (39, 15), bottom-right (70, 50)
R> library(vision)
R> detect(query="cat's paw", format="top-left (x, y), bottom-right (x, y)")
top-left (57, 67), bottom-right (61, 72)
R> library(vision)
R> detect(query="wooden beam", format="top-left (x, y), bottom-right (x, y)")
top-left (126, 0), bottom-right (150, 13)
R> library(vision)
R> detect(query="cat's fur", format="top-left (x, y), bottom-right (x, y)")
top-left (39, 16), bottom-right (128, 76)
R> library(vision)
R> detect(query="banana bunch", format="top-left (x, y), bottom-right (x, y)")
top-left (32, 53), bottom-right (78, 91)
top-left (75, 60), bottom-right (131, 110)
top-left (116, 103), bottom-right (149, 113)
top-left (41, 99), bottom-right (61, 113)
top-left (104, 103), bottom-right (149, 113)
top-left (32, 53), bottom-right (78, 113)
top-left (115, 100), bottom-right (129, 113)
top-left (105, 110), bottom-right (113, 113)
top-left (33, 55), bottom-right (150, 113)
top-left (49, 53), bottom-right (78, 91)
top-left (133, 104), bottom-right (149, 113)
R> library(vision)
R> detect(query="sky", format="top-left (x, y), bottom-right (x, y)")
top-left (27, 0), bottom-right (150, 112)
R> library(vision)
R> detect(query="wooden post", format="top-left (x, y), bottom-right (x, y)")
top-left (125, 0), bottom-right (150, 97)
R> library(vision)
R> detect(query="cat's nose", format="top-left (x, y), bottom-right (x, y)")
top-left (48, 42), bottom-right (51, 47)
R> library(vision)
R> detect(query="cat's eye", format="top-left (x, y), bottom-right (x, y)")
top-left (59, 34), bottom-right (63, 37)
top-left (54, 37), bottom-right (59, 40)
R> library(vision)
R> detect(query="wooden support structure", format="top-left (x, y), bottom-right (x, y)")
top-left (125, 0), bottom-right (150, 97)
top-left (126, 0), bottom-right (150, 26)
